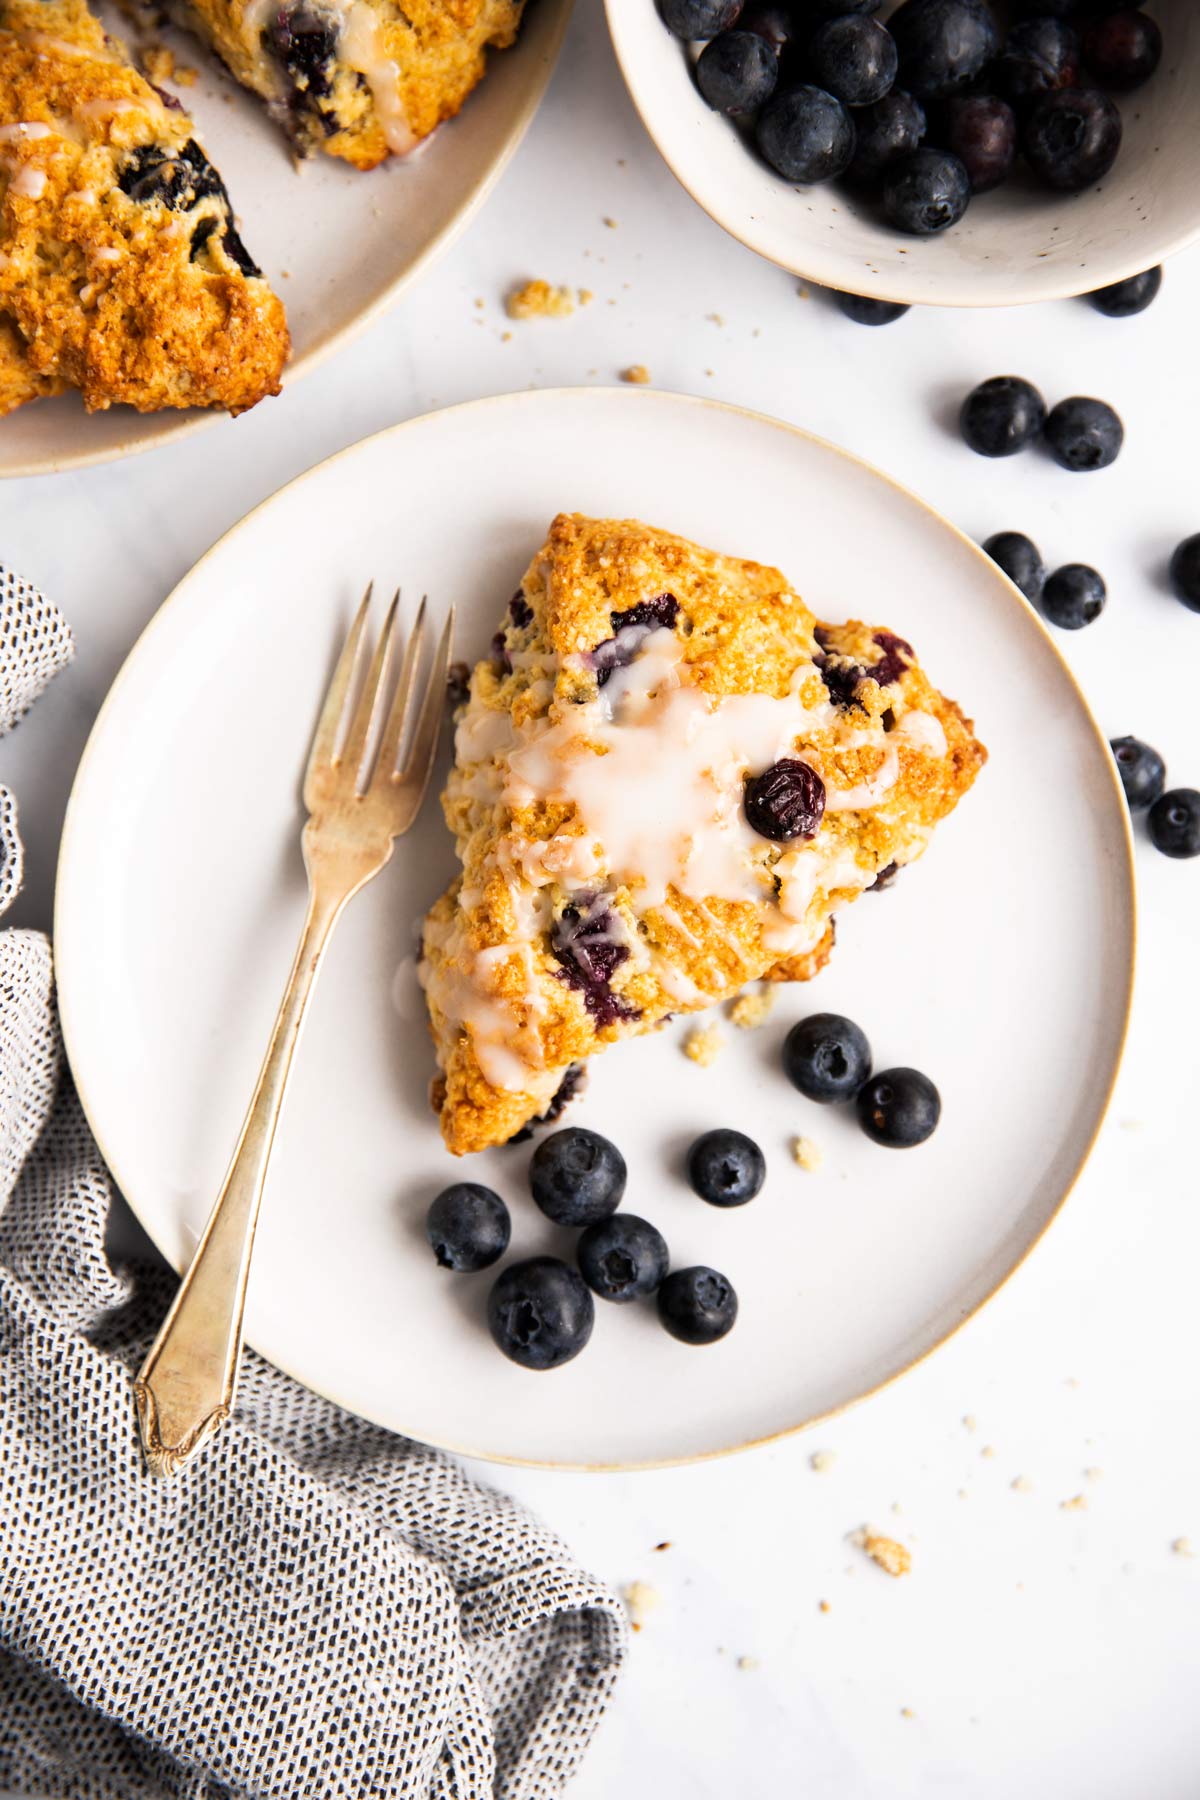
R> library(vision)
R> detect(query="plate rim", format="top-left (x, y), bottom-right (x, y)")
top-left (1, 0), bottom-right (573, 481)
top-left (53, 384), bottom-right (1138, 1471)
top-left (603, 0), bottom-right (1200, 310)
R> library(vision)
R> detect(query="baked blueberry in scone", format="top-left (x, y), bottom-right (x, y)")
top-left (421, 514), bottom-right (987, 1155)
top-left (152, 0), bottom-right (525, 168)
top-left (0, 0), bottom-right (288, 416)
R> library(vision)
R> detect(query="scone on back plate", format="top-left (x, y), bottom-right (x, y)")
top-left (0, 0), bottom-right (288, 416)
top-left (421, 514), bottom-right (987, 1156)
top-left (154, 0), bottom-right (525, 168)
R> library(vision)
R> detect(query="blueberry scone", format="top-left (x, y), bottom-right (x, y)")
top-left (0, 0), bottom-right (288, 416)
top-left (421, 514), bottom-right (987, 1155)
top-left (156, 0), bottom-right (524, 168)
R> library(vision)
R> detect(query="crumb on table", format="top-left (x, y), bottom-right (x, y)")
top-left (603, 215), bottom-right (618, 228)
top-left (853, 1529), bottom-right (912, 1578)
top-left (653, 1540), bottom-right (671, 1552)
top-left (1060, 1494), bottom-right (1088, 1512)
top-left (1011, 1476), bottom-right (1033, 1494)
top-left (792, 1134), bottom-right (824, 1173)
top-left (900, 1707), bottom-right (915, 1720)
top-left (962, 1414), bottom-right (977, 1432)
top-left (578, 288), bottom-right (594, 305)
top-left (810, 1449), bottom-right (836, 1474)
top-left (505, 279), bottom-right (575, 321)
top-left (1172, 1536), bottom-right (1193, 1558)
top-left (730, 987), bottom-right (774, 1029)
top-left (1084, 1466), bottom-right (1104, 1481)
top-left (981, 1445), bottom-right (996, 1460)
top-left (621, 364), bottom-right (651, 385)
top-left (684, 1022), bottom-right (723, 1067)
top-left (818, 1599), bottom-right (831, 1614)
top-left (622, 1580), bottom-right (661, 1630)
top-left (736, 1654), bottom-right (760, 1672)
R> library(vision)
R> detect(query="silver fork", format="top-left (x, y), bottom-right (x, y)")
top-left (133, 587), bottom-right (454, 1477)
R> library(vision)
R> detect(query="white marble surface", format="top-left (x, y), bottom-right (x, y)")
top-left (3, 6), bottom-right (1200, 1795)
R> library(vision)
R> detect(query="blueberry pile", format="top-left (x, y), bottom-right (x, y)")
top-left (783, 1011), bottom-right (941, 1146)
top-left (425, 1124), bottom-right (742, 1369)
top-left (660, 0), bottom-right (1161, 241)
top-left (1110, 736), bottom-right (1200, 859)
top-left (960, 374), bottom-right (1123, 470)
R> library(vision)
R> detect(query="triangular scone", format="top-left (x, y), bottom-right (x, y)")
top-left (0, 0), bottom-right (288, 416)
top-left (422, 514), bottom-right (987, 1155)
top-left (149, 0), bottom-right (524, 169)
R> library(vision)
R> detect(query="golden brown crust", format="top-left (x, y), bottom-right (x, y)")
top-left (422, 514), bottom-right (987, 1155)
top-left (163, 0), bottom-right (525, 169)
top-left (0, 0), bottom-right (288, 416)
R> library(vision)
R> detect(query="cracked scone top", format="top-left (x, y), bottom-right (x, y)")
top-left (0, 0), bottom-right (288, 416)
top-left (421, 514), bottom-right (987, 1155)
top-left (157, 0), bottom-right (524, 168)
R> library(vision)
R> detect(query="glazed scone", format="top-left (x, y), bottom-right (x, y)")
top-left (156, 0), bottom-right (524, 168)
top-left (421, 514), bottom-right (987, 1155)
top-left (0, 0), bottom-right (288, 416)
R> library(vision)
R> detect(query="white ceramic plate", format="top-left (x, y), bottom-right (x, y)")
top-left (0, 0), bottom-right (569, 478)
top-left (55, 387), bottom-right (1134, 1469)
top-left (606, 0), bottom-right (1200, 308)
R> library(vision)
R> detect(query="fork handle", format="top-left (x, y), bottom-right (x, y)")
top-left (133, 877), bottom-right (345, 1477)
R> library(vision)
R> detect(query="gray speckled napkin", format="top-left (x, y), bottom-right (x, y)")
top-left (0, 565), bottom-right (626, 1800)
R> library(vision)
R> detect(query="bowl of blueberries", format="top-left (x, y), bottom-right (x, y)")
top-left (605, 0), bottom-right (1200, 307)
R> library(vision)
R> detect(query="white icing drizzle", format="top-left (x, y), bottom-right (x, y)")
top-left (824, 746), bottom-right (899, 813)
top-left (896, 708), bottom-right (947, 757)
top-left (337, 2), bottom-right (417, 155)
top-left (7, 166), bottom-right (46, 200)
top-left (78, 97), bottom-right (141, 120)
top-left (92, 245), bottom-right (123, 262)
top-left (0, 122), bottom-right (52, 142)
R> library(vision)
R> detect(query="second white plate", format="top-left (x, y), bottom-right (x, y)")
top-left (55, 386), bottom-right (1134, 1468)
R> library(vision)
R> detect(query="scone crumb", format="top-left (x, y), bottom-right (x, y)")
top-left (175, 63), bottom-right (198, 84)
top-left (684, 1023), bottom-right (723, 1067)
top-left (1060, 1494), bottom-right (1088, 1512)
top-left (603, 215), bottom-right (618, 228)
top-left (578, 288), bottom-right (594, 305)
top-left (706, 312), bottom-right (725, 327)
top-left (962, 1414), bottom-right (977, 1432)
top-left (1011, 1475), bottom-right (1033, 1494)
top-left (810, 1449), bottom-right (836, 1473)
top-left (621, 364), bottom-right (652, 385)
top-left (505, 280), bottom-right (575, 320)
top-left (622, 1581), bottom-right (660, 1630)
top-left (900, 1708), bottom-right (915, 1720)
top-left (1084, 1466), bottom-right (1104, 1482)
top-left (653, 1540), bottom-right (672, 1552)
top-left (792, 1135), bottom-right (824, 1172)
top-left (730, 987), bottom-right (774, 1029)
top-left (501, 331), bottom-right (513, 343)
top-left (853, 1529), bottom-right (912, 1578)
top-left (1171, 1537), bottom-right (1193, 1558)
top-left (736, 1655), bottom-right (760, 1672)
top-left (139, 42), bottom-right (175, 82)
top-left (981, 1445), bottom-right (996, 1460)
top-left (818, 1599), bottom-right (831, 1614)
top-left (473, 297), bottom-right (485, 310)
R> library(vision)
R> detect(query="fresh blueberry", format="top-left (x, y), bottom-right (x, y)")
top-left (487, 1257), bottom-right (594, 1370)
top-left (937, 94), bottom-right (1017, 192)
top-left (835, 291), bottom-right (911, 324)
top-left (1041, 563), bottom-right (1106, 629)
top-left (1169, 535), bottom-right (1200, 613)
top-left (1022, 87), bottom-right (1122, 192)
top-left (696, 29), bottom-right (780, 112)
top-left (807, 16), bottom-right (898, 107)
top-left (756, 85), bottom-right (857, 183)
top-left (960, 375), bottom-right (1046, 457)
top-left (888, 0), bottom-right (999, 101)
top-left (1109, 736), bottom-right (1166, 811)
top-left (529, 1127), bottom-right (627, 1226)
top-left (577, 1214), bottom-right (669, 1303)
top-left (1148, 789), bottom-right (1200, 860)
top-left (1083, 9), bottom-right (1162, 91)
top-left (883, 147), bottom-right (971, 233)
top-left (1087, 266), bottom-right (1162, 317)
top-left (687, 1128), bottom-right (766, 1206)
top-left (993, 19), bottom-right (1080, 107)
top-left (657, 1266), bottom-right (739, 1345)
top-left (1043, 395), bottom-right (1123, 471)
top-left (744, 757), bottom-right (826, 840)
top-left (783, 1011), bottom-right (872, 1103)
top-left (425, 1184), bottom-right (511, 1272)
top-left (660, 0), bottom-right (743, 39)
top-left (982, 530), bottom-right (1045, 601)
top-left (739, 0), bottom-right (800, 57)
top-left (855, 1067), bottom-right (941, 1147)
top-left (844, 90), bottom-right (926, 183)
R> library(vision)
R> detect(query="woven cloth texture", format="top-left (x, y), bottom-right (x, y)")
top-left (0, 572), bottom-right (626, 1800)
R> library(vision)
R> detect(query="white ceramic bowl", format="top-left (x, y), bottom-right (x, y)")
top-left (605, 0), bottom-right (1200, 307)
top-left (0, 0), bottom-right (570, 478)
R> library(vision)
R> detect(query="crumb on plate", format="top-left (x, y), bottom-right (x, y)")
top-left (818, 1599), bottom-right (831, 1614)
top-left (505, 280), bottom-right (575, 321)
top-left (621, 364), bottom-right (651, 385)
top-left (962, 1414), bottom-right (977, 1432)
top-left (737, 1655), bottom-right (760, 1672)
top-left (1060, 1494), bottom-right (1088, 1512)
top-left (810, 1449), bottom-right (836, 1473)
top-left (730, 987), bottom-right (774, 1029)
top-left (578, 288), bottom-right (594, 305)
top-left (623, 1580), bottom-right (660, 1630)
top-left (853, 1529), bottom-right (912, 1578)
top-left (1172, 1537), bottom-right (1193, 1558)
top-left (1011, 1476), bottom-right (1033, 1494)
top-left (684, 1023), bottom-right (722, 1067)
top-left (792, 1134), bottom-right (824, 1172)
